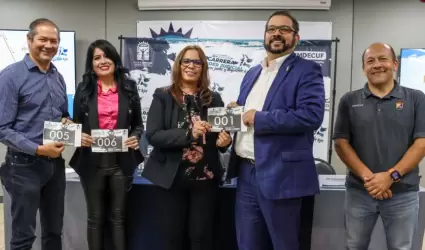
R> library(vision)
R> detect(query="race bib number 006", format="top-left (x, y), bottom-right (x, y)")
top-left (207, 106), bottom-right (247, 132)
top-left (43, 121), bottom-right (82, 147)
top-left (91, 129), bottom-right (128, 153)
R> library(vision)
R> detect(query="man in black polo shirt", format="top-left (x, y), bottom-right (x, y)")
top-left (333, 42), bottom-right (425, 250)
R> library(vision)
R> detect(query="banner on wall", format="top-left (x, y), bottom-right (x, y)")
top-left (124, 21), bottom-right (332, 162)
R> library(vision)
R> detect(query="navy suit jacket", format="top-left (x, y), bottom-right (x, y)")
top-left (227, 53), bottom-right (325, 200)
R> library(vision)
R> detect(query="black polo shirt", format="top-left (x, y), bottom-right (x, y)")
top-left (333, 81), bottom-right (425, 193)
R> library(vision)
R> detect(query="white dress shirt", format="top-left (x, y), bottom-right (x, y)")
top-left (234, 54), bottom-right (290, 160)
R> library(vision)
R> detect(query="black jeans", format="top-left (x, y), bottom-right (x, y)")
top-left (154, 179), bottom-right (218, 250)
top-left (80, 167), bottom-right (132, 250)
top-left (0, 151), bottom-right (65, 250)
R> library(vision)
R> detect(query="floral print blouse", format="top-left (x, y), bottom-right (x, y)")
top-left (177, 93), bottom-right (215, 181)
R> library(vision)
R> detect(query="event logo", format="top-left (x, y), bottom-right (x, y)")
top-left (295, 51), bottom-right (326, 61)
top-left (314, 126), bottom-right (327, 144)
top-left (208, 54), bottom-right (252, 73)
top-left (137, 41), bottom-right (150, 61)
top-left (149, 22), bottom-right (193, 39)
top-left (53, 47), bottom-right (68, 62)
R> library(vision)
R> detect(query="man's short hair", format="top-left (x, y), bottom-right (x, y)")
top-left (266, 10), bottom-right (299, 33)
top-left (362, 43), bottom-right (396, 67)
top-left (27, 18), bottom-right (60, 41)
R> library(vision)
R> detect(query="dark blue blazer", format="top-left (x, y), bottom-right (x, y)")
top-left (227, 53), bottom-right (325, 199)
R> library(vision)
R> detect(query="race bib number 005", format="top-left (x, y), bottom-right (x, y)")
top-left (91, 129), bottom-right (128, 153)
top-left (43, 121), bottom-right (82, 147)
top-left (207, 106), bottom-right (247, 132)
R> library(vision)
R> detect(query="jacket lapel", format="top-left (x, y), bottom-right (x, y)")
top-left (262, 53), bottom-right (297, 111)
top-left (89, 86), bottom-right (100, 129)
top-left (239, 66), bottom-right (262, 106)
top-left (116, 85), bottom-right (128, 129)
top-left (170, 97), bottom-right (179, 129)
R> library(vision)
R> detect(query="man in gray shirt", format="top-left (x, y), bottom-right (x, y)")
top-left (0, 19), bottom-right (70, 250)
top-left (333, 42), bottom-right (425, 250)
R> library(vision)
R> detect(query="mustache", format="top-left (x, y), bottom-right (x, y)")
top-left (270, 35), bottom-right (285, 43)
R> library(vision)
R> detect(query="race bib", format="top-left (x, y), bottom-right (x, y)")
top-left (43, 121), bottom-right (82, 147)
top-left (207, 106), bottom-right (247, 132)
top-left (91, 129), bottom-right (128, 153)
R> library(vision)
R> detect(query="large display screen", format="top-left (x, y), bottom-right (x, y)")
top-left (399, 48), bottom-right (425, 93)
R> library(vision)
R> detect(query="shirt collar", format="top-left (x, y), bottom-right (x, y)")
top-left (260, 53), bottom-right (290, 71)
top-left (362, 80), bottom-right (404, 99)
top-left (24, 54), bottom-right (57, 72)
top-left (97, 80), bottom-right (118, 96)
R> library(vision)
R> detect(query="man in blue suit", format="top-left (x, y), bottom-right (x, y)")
top-left (226, 10), bottom-right (326, 250)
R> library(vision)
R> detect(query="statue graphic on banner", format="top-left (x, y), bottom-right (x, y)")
top-left (133, 41), bottom-right (152, 103)
top-left (137, 41), bottom-right (150, 61)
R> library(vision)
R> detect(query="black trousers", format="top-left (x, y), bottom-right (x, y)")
top-left (80, 167), bottom-right (132, 250)
top-left (0, 151), bottom-right (65, 250)
top-left (154, 179), bottom-right (219, 250)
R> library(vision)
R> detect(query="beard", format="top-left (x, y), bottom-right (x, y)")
top-left (264, 35), bottom-right (296, 54)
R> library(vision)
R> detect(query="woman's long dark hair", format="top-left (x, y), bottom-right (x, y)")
top-left (78, 39), bottom-right (139, 112)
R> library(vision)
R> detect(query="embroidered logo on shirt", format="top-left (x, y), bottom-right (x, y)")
top-left (396, 100), bottom-right (404, 110)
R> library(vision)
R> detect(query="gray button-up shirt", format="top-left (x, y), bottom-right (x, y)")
top-left (0, 54), bottom-right (68, 155)
top-left (333, 81), bottom-right (425, 193)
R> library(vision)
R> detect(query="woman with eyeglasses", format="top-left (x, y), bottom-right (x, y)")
top-left (142, 45), bottom-right (232, 250)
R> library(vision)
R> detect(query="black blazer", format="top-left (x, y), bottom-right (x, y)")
top-left (69, 79), bottom-right (144, 177)
top-left (142, 87), bottom-right (228, 189)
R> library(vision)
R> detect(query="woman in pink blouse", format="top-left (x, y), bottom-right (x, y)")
top-left (69, 39), bottom-right (144, 250)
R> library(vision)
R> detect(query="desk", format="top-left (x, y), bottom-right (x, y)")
top-left (2, 173), bottom-right (425, 250)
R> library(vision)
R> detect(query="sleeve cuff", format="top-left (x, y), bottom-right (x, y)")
top-left (23, 141), bottom-right (40, 156)
top-left (332, 133), bottom-right (350, 140)
top-left (413, 132), bottom-right (425, 140)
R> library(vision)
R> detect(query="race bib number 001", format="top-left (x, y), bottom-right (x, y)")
top-left (207, 106), bottom-right (247, 132)
top-left (91, 129), bottom-right (128, 153)
top-left (43, 121), bottom-right (82, 147)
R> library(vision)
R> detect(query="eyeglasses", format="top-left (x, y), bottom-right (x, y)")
top-left (181, 58), bottom-right (203, 68)
top-left (266, 25), bottom-right (297, 34)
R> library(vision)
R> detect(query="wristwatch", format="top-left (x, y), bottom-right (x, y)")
top-left (388, 168), bottom-right (401, 183)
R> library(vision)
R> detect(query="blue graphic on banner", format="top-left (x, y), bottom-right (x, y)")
top-left (67, 94), bottom-right (74, 118)
top-left (53, 46), bottom-right (69, 62)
